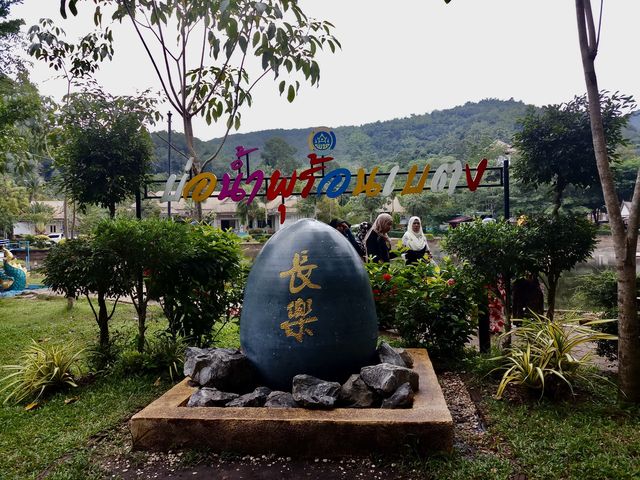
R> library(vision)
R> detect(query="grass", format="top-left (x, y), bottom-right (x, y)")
top-left (483, 382), bottom-right (640, 480)
top-left (1, 296), bottom-right (639, 479)
top-left (0, 295), bottom-right (238, 479)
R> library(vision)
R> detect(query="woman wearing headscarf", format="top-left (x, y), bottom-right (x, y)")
top-left (401, 216), bottom-right (430, 264)
top-left (363, 213), bottom-right (394, 263)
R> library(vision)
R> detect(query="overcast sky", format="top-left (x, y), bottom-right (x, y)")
top-left (12, 1), bottom-right (640, 140)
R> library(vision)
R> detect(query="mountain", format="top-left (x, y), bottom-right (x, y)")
top-left (150, 98), bottom-right (532, 175)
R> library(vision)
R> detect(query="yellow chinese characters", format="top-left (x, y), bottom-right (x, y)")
top-left (280, 298), bottom-right (318, 343)
top-left (279, 250), bottom-right (320, 294)
top-left (279, 250), bottom-right (321, 343)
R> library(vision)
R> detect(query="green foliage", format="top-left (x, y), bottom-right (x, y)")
top-left (19, 201), bottom-right (54, 234)
top-left (0, 340), bottom-right (84, 404)
top-left (512, 92), bottom-right (635, 213)
top-left (574, 270), bottom-right (640, 360)
top-left (0, 74), bottom-right (43, 175)
top-left (0, 175), bottom-right (28, 236)
top-left (0, 0), bottom-right (25, 75)
top-left (57, 90), bottom-right (156, 217)
top-left (444, 219), bottom-right (526, 284)
top-left (519, 214), bottom-right (597, 318)
top-left (93, 217), bottom-right (190, 352)
top-left (42, 237), bottom-right (129, 348)
top-left (113, 333), bottom-right (186, 381)
top-left (260, 136), bottom-right (298, 173)
top-left (365, 258), bottom-right (479, 359)
top-left (146, 223), bottom-right (242, 346)
top-left (493, 314), bottom-right (616, 399)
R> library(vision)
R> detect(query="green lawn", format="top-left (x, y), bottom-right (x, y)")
top-left (484, 387), bottom-right (640, 480)
top-left (1, 296), bottom-right (639, 479)
top-left (0, 296), bottom-right (169, 479)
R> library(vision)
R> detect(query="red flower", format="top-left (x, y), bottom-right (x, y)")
top-left (382, 273), bottom-right (392, 282)
top-left (447, 278), bottom-right (456, 286)
top-left (143, 268), bottom-right (152, 277)
top-left (372, 289), bottom-right (381, 295)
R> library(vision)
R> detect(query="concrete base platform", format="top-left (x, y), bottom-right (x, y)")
top-left (130, 349), bottom-right (453, 456)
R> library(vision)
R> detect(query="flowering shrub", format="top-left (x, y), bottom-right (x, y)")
top-left (365, 258), bottom-right (480, 359)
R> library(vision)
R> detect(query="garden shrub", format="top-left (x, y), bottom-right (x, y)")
top-left (0, 340), bottom-right (84, 404)
top-left (574, 270), bottom-right (640, 360)
top-left (146, 223), bottom-right (242, 346)
top-left (112, 333), bottom-right (186, 380)
top-left (366, 258), bottom-right (480, 359)
top-left (93, 217), bottom-right (192, 353)
top-left (493, 314), bottom-right (616, 399)
top-left (42, 238), bottom-right (129, 349)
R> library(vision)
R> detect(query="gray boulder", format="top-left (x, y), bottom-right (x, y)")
top-left (186, 387), bottom-right (239, 407)
top-left (264, 391), bottom-right (298, 408)
top-left (339, 374), bottom-right (378, 408)
top-left (225, 386), bottom-right (272, 407)
top-left (360, 363), bottom-right (419, 395)
top-left (184, 347), bottom-right (255, 392)
top-left (393, 347), bottom-right (414, 368)
top-left (292, 374), bottom-right (341, 409)
top-left (377, 342), bottom-right (407, 367)
top-left (381, 382), bottom-right (414, 409)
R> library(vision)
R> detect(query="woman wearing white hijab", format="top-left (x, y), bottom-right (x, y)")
top-left (401, 216), bottom-right (429, 264)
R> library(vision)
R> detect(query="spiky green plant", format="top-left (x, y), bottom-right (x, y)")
top-left (493, 314), bottom-right (616, 399)
top-left (0, 340), bottom-right (85, 404)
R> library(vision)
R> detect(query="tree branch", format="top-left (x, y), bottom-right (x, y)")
top-left (122, 1), bottom-right (184, 115)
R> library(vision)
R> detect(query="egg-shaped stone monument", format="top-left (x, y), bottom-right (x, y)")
top-left (240, 219), bottom-right (378, 390)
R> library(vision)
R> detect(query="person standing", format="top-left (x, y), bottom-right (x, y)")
top-left (363, 213), bottom-right (394, 263)
top-left (401, 216), bottom-right (430, 264)
top-left (330, 218), bottom-right (365, 258)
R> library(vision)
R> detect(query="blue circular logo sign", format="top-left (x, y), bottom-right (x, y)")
top-left (308, 127), bottom-right (337, 151)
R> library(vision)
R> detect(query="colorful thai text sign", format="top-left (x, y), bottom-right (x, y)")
top-left (158, 129), bottom-right (495, 223)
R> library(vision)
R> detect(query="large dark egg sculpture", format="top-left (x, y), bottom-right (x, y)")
top-left (240, 219), bottom-right (379, 390)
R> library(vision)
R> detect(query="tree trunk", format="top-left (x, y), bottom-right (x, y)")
top-left (576, 0), bottom-right (640, 402)
top-left (546, 277), bottom-right (558, 321)
top-left (135, 271), bottom-right (147, 353)
top-left (97, 293), bottom-right (110, 349)
top-left (108, 203), bottom-right (116, 219)
top-left (183, 115), bottom-right (203, 221)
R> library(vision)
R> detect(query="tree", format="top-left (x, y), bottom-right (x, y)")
top-left (443, 220), bottom-right (530, 343)
top-left (0, 176), bottom-right (27, 237)
top-left (261, 137), bottom-right (298, 173)
top-left (575, 0), bottom-right (640, 402)
top-left (444, 0), bottom-right (640, 404)
top-left (520, 214), bottom-right (597, 320)
top-left (42, 238), bottom-right (129, 349)
top-left (93, 218), bottom-right (190, 353)
top-left (57, 90), bottom-right (156, 217)
top-left (0, 75), bottom-right (43, 175)
top-left (512, 93), bottom-right (633, 215)
top-left (54, 0), bottom-right (339, 219)
top-left (20, 202), bottom-right (54, 234)
top-left (236, 198), bottom-right (264, 229)
top-left (0, 0), bottom-right (24, 76)
top-left (145, 223), bottom-right (242, 346)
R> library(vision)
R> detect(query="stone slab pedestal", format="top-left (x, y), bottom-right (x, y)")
top-left (130, 348), bottom-right (453, 456)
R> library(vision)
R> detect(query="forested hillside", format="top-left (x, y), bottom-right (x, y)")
top-left (150, 98), bottom-right (531, 174)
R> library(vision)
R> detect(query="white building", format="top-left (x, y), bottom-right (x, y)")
top-left (13, 201), bottom-right (65, 236)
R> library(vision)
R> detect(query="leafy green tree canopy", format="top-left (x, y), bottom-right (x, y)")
top-left (57, 90), bottom-right (157, 217)
top-left (512, 92), bottom-right (635, 214)
top-left (261, 136), bottom-right (298, 172)
top-left (52, 0), bottom-right (339, 177)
